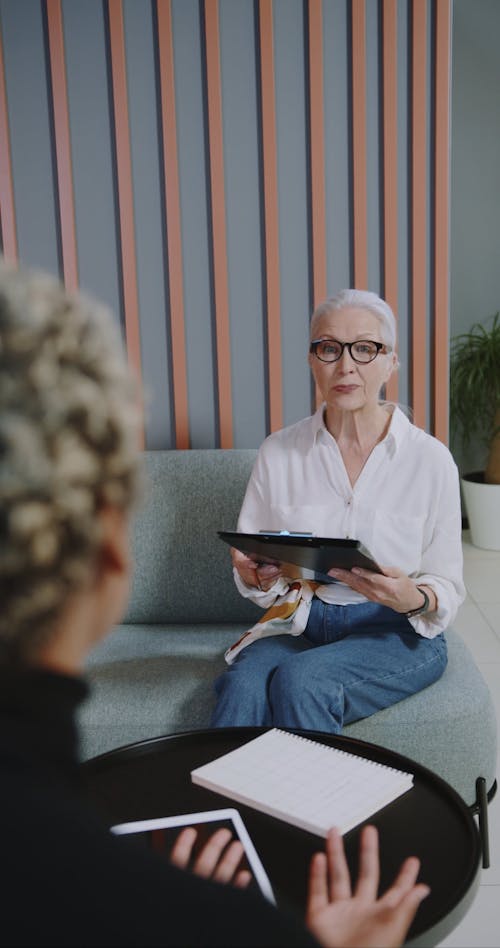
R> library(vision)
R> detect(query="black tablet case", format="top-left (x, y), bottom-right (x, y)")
top-left (218, 531), bottom-right (381, 583)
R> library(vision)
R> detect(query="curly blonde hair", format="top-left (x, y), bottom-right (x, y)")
top-left (0, 260), bottom-right (142, 664)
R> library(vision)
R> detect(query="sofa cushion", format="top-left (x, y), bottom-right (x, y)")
top-left (125, 450), bottom-right (259, 625)
top-left (78, 623), bottom-right (243, 759)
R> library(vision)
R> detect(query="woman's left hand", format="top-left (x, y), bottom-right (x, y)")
top-left (328, 565), bottom-right (433, 615)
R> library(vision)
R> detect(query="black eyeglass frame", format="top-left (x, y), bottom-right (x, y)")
top-left (309, 339), bottom-right (392, 364)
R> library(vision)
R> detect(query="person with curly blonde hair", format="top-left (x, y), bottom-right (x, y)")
top-left (0, 260), bottom-right (141, 668)
top-left (0, 260), bottom-right (428, 948)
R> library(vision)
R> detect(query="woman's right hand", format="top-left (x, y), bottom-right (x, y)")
top-left (231, 548), bottom-right (283, 592)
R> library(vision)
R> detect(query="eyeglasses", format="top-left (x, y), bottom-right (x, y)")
top-left (309, 339), bottom-right (392, 364)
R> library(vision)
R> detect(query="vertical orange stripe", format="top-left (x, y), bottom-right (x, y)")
top-left (411, 0), bottom-right (427, 429)
top-left (433, 0), bottom-right (451, 444)
top-left (308, 0), bottom-right (327, 307)
top-left (0, 23), bottom-right (17, 262)
top-left (382, 0), bottom-right (398, 403)
top-left (351, 0), bottom-right (368, 289)
top-left (156, 0), bottom-right (190, 449)
top-left (258, 0), bottom-right (283, 433)
top-left (204, 0), bottom-right (233, 448)
top-left (46, 0), bottom-right (79, 292)
top-left (107, 0), bottom-right (144, 445)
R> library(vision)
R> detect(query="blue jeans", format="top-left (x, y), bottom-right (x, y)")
top-left (211, 598), bottom-right (447, 732)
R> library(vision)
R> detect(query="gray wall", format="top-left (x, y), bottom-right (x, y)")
top-left (0, 0), bottom-right (454, 449)
top-left (450, 0), bottom-right (500, 473)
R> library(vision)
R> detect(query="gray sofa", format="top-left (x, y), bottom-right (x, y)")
top-left (78, 449), bottom-right (497, 852)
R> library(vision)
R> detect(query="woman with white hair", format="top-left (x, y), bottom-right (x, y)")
top-left (0, 265), bottom-right (429, 947)
top-left (212, 289), bottom-right (465, 729)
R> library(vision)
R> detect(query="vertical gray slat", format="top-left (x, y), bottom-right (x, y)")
top-left (274, 0), bottom-right (311, 428)
top-left (219, 0), bottom-right (267, 449)
top-left (122, 0), bottom-right (173, 449)
top-left (171, 0), bottom-right (216, 448)
top-left (425, 0), bottom-right (434, 433)
top-left (396, 0), bottom-right (410, 411)
top-left (365, 0), bottom-right (382, 294)
top-left (323, 0), bottom-right (351, 295)
top-left (62, 0), bottom-right (122, 328)
top-left (0, 0), bottom-right (59, 275)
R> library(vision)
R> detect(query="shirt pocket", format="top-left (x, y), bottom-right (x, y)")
top-left (372, 510), bottom-right (425, 574)
top-left (269, 504), bottom-right (335, 535)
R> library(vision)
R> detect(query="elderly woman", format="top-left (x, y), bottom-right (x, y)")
top-left (212, 289), bottom-right (465, 730)
top-left (0, 266), bottom-right (428, 947)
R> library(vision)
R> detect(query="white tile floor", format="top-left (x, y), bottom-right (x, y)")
top-left (437, 531), bottom-right (500, 948)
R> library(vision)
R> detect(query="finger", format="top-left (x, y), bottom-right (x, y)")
top-left (380, 883), bottom-right (431, 945)
top-left (212, 840), bottom-right (246, 884)
top-left (231, 551), bottom-right (262, 588)
top-left (306, 851), bottom-right (330, 918)
top-left (230, 547), bottom-right (253, 562)
top-left (244, 574), bottom-right (262, 588)
top-left (354, 825), bottom-right (380, 900)
top-left (328, 568), bottom-right (352, 582)
top-left (354, 564), bottom-right (403, 580)
top-left (192, 827), bottom-right (233, 877)
top-left (330, 570), bottom-right (395, 607)
top-left (328, 570), bottom-right (363, 594)
top-left (328, 570), bottom-right (375, 599)
top-left (256, 569), bottom-right (282, 592)
top-left (256, 564), bottom-right (281, 585)
top-left (400, 883), bottom-right (431, 912)
top-left (380, 857), bottom-right (423, 908)
top-left (258, 562), bottom-right (281, 576)
top-left (234, 869), bottom-right (252, 889)
top-left (169, 826), bottom-right (198, 868)
top-left (231, 548), bottom-right (259, 570)
top-left (350, 569), bottom-right (393, 593)
top-left (350, 567), bottom-right (380, 580)
top-left (325, 826), bottom-right (352, 901)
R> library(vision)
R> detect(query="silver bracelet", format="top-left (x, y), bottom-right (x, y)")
top-left (406, 586), bottom-right (430, 618)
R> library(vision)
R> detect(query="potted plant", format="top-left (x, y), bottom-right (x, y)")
top-left (450, 311), bottom-right (500, 549)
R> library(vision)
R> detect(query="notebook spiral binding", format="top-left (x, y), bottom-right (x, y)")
top-left (273, 729), bottom-right (411, 777)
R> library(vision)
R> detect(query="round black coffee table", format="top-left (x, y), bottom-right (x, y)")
top-left (82, 727), bottom-right (481, 946)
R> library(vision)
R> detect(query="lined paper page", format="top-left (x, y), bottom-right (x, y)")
top-left (191, 729), bottom-right (413, 837)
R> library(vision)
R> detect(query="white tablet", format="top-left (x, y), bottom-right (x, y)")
top-left (111, 807), bottom-right (275, 904)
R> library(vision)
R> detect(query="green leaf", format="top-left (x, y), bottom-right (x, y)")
top-left (450, 312), bottom-right (500, 448)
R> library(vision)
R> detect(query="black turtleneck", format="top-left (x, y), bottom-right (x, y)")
top-left (0, 668), bottom-right (86, 773)
top-left (0, 668), bottom-right (315, 947)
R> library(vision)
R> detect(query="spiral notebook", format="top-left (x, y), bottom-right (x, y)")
top-left (191, 729), bottom-right (414, 837)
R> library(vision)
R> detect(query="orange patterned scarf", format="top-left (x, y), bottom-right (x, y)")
top-left (225, 581), bottom-right (319, 664)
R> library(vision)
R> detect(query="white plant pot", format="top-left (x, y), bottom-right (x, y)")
top-left (461, 472), bottom-right (500, 551)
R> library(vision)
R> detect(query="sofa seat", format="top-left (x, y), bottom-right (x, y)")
top-left (79, 623), bottom-right (496, 810)
top-left (79, 624), bottom-right (244, 759)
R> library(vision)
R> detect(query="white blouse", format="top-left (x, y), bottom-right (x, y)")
top-left (234, 405), bottom-right (466, 639)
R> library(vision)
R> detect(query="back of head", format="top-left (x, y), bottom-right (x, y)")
top-left (0, 260), bottom-right (141, 666)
